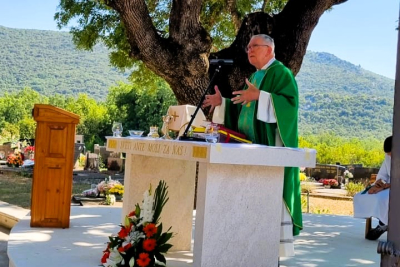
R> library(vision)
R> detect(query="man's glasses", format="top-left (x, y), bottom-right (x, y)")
top-left (245, 44), bottom-right (269, 53)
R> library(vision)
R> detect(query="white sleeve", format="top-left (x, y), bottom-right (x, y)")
top-left (257, 91), bottom-right (277, 123)
top-left (212, 97), bottom-right (226, 124)
top-left (377, 154), bottom-right (391, 183)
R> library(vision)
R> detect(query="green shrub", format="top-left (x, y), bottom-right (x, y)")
top-left (345, 182), bottom-right (365, 197)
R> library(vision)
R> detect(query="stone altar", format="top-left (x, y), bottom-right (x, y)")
top-left (106, 137), bottom-right (316, 267)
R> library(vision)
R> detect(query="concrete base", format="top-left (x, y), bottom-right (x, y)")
top-left (7, 206), bottom-right (193, 267)
top-left (6, 206), bottom-right (384, 267)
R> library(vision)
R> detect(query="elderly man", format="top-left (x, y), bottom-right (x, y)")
top-left (203, 34), bottom-right (300, 257)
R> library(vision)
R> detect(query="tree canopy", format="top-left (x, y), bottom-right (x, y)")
top-left (56, 0), bottom-right (347, 104)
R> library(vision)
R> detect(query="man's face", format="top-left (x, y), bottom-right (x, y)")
top-left (246, 37), bottom-right (271, 69)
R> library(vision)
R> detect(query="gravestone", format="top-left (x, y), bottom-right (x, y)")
top-left (85, 153), bottom-right (100, 171)
top-left (0, 143), bottom-right (13, 164)
top-left (107, 152), bottom-right (123, 171)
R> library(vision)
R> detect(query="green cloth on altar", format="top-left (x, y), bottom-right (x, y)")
top-left (224, 60), bottom-right (302, 236)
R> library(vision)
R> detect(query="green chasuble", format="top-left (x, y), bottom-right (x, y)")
top-left (224, 60), bottom-right (302, 236)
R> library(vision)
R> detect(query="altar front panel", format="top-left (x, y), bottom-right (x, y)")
top-left (123, 153), bottom-right (196, 251)
top-left (194, 163), bottom-right (284, 267)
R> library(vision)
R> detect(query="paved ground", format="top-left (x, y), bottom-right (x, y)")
top-left (1, 181), bottom-right (378, 267)
top-left (0, 226), bottom-right (10, 267)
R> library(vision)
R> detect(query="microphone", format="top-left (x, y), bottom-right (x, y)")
top-left (209, 59), bottom-right (234, 65)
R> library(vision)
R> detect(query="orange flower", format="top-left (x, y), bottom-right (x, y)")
top-left (136, 253), bottom-right (151, 267)
top-left (101, 251), bottom-right (110, 263)
top-left (143, 223), bottom-right (157, 238)
top-left (143, 239), bottom-right (157, 251)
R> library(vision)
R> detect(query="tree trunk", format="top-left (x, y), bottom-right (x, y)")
top-left (111, 0), bottom-right (348, 106)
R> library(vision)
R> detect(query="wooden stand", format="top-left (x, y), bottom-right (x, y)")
top-left (30, 104), bottom-right (79, 228)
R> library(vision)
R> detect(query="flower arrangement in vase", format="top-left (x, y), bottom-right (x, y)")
top-left (101, 181), bottom-right (173, 267)
top-left (320, 178), bottom-right (339, 188)
top-left (24, 145), bottom-right (35, 159)
top-left (6, 153), bottom-right (23, 167)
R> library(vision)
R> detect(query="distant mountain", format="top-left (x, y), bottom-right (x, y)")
top-left (0, 26), bottom-right (128, 100)
top-left (0, 26), bottom-right (395, 140)
top-left (296, 51), bottom-right (394, 140)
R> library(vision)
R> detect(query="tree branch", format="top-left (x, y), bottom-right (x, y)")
top-left (261, 0), bottom-right (269, 12)
top-left (226, 0), bottom-right (241, 33)
top-left (169, 0), bottom-right (205, 43)
top-left (273, 0), bottom-right (349, 74)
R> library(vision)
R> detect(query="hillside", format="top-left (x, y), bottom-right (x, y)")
top-left (296, 52), bottom-right (394, 140)
top-left (0, 26), bottom-right (395, 140)
top-left (0, 26), bottom-right (127, 100)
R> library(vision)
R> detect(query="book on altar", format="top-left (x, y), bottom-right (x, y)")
top-left (193, 125), bottom-right (252, 144)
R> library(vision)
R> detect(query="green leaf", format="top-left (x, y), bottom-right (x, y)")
top-left (157, 232), bottom-right (173, 245)
top-left (154, 252), bottom-right (166, 264)
top-left (157, 243), bottom-right (173, 253)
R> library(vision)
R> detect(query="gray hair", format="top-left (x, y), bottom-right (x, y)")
top-left (252, 34), bottom-right (275, 53)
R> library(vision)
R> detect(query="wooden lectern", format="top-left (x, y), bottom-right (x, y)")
top-left (30, 104), bottom-right (80, 228)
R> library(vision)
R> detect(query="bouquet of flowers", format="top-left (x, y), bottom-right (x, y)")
top-left (97, 177), bottom-right (123, 195)
top-left (6, 153), bottom-right (23, 167)
top-left (344, 170), bottom-right (353, 179)
top-left (320, 179), bottom-right (339, 187)
top-left (101, 181), bottom-right (173, 267)
top-left (109, 184), bottom-right (124, 196)
top-left (24, 145), bottom-right (35, 155)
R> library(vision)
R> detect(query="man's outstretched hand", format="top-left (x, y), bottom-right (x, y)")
top-left (231, 78), bottom-right (260, 105)
top-left (202, 85), bottom-right (222, 113)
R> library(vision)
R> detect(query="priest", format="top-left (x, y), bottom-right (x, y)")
top-left (203, 34), bottom-right (300, 257)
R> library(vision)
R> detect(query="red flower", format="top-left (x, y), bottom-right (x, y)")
top-left (136, 253), bottom-right (151, 267)
top-left (118, 223), bottom-right (132, 239)
top-left (143, 223), bottom-right (157, 238)
top-left (143, 239), bottom-right (157, 251)
top-left (128, 210), bottom-right (136, 217)
top-left (118, 243), bottom-right (132, 253)
top-left (101, 251), bottom-right (110, 263)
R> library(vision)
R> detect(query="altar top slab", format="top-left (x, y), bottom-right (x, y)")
top-left (106, 137), bottom-right (316, 168)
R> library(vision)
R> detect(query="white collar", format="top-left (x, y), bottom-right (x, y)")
top-left (261, 58), bottom-right (276, 70)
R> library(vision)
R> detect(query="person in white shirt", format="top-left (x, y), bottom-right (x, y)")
top-left (353, 136), bottom-right (392, 240)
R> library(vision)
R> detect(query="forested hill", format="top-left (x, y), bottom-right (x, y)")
top-left (0, 26), bottom-right (128, 100)
top-left (0, 26), bottom-right (395, 140)
top-left (296, 52), bottom-right (394, 140)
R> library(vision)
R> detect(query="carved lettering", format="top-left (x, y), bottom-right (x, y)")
top-left (163, 145), bottom-right (170, 154)
top-left (148, 143), bottom-right (161, 153)
top-left (172, 145), bottom-right (183, 155)
top-left (133, 142), bottom-right (145, 151)
top-left (120, 142), bottom-right (132, 150)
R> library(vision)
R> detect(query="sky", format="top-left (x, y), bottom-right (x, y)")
top-left (0, 0), bottom-right (398, 79)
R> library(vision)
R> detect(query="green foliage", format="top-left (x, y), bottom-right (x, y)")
top-left (296, 51), bottom-right (394, 142)
top-left (299, 133), bottom-right (385, 167)
top-left (55, 0), bottom-right (288, 57)
top-left (106, 81), bottom-right (177, 136)
top-left (345, 182), bottom-right (366, 197)
top-left (0, 27), bottom-right (394, 143)
top-left (0, 26), bottom-right (127, 101)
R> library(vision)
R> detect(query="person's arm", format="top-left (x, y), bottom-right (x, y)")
top-left (376, 154), bottom-right (391, 183)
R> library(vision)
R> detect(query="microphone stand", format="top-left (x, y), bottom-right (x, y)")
top-left (179, 63), bottom-right (223, 141)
